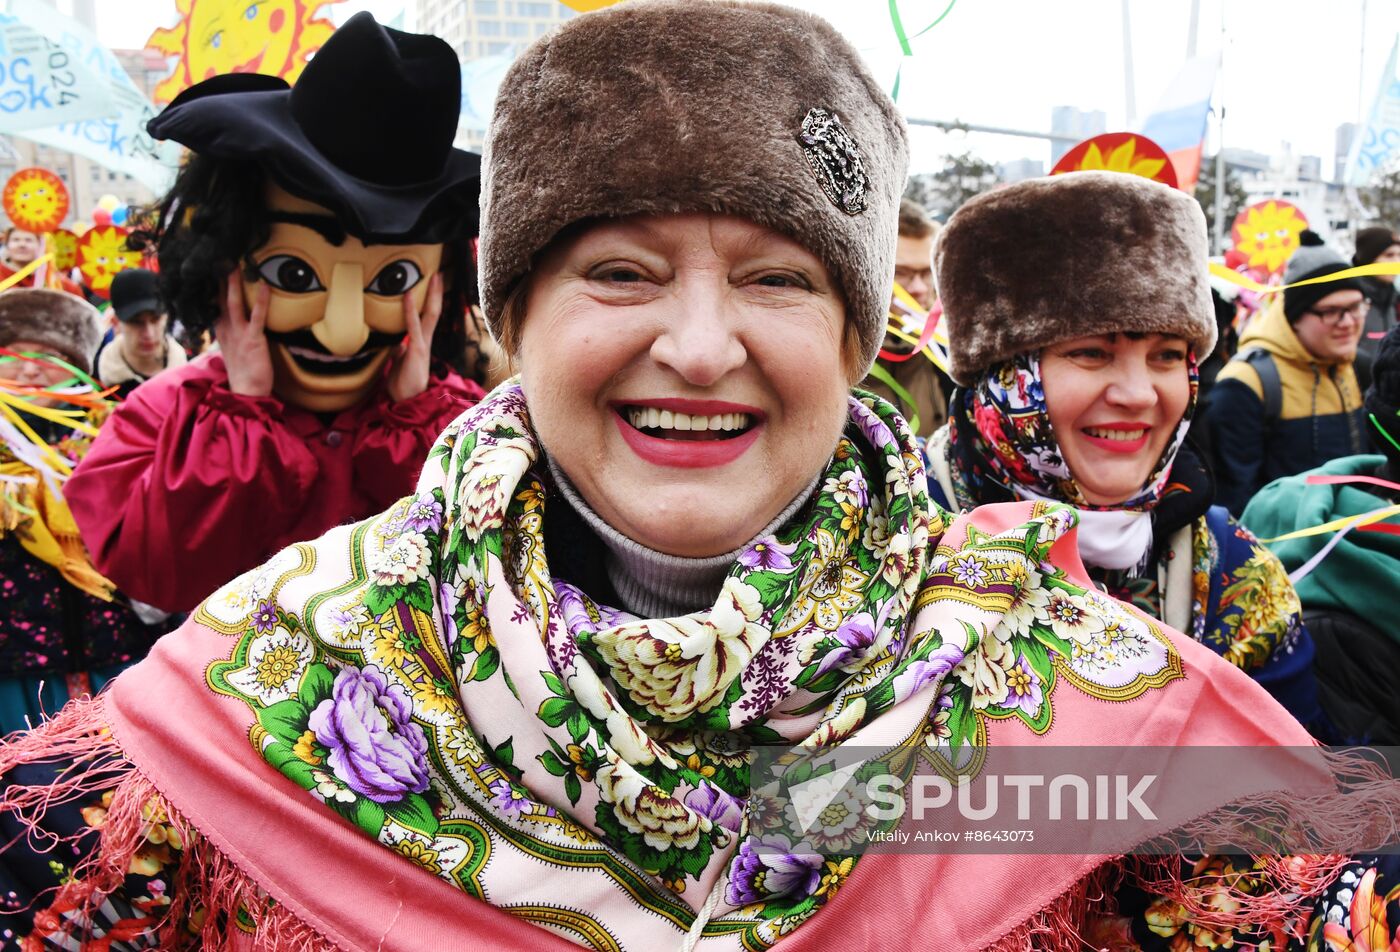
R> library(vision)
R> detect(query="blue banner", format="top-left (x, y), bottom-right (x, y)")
top-left (0, 0), bottom-right (181, 193)
top-left (1346, 37), bottom-right (1400, 187)
top-left (0, 7), bottom-right (112, 130)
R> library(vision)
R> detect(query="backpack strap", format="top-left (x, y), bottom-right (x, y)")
top-left (1233, 347), bottom-right (1283, 421)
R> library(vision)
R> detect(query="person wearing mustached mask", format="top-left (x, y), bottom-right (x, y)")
top-left (62, 14), bottom-right (485, 614)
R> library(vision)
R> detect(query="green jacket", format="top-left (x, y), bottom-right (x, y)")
top-left (1242, 454), bottom-right (1400, 645)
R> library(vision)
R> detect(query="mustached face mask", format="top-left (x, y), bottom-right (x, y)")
top-left (242, 185), bottom-right (445, 413)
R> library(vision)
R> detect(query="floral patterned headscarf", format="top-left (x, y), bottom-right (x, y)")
top-left (950, 350), bottom-right (1200, 515)
top-left (195, 383), bottom-right (1185, 949)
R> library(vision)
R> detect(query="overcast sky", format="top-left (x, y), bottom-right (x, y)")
top-left (80, 0), bottom-right (1400, 179)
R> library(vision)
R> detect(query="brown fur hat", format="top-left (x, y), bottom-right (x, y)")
top-left (479, 0), bottom-right (908, 375)
top-left (935, 171), bottom-right (1217, 385)
top-left (0, 289), bottom-right (102, 375)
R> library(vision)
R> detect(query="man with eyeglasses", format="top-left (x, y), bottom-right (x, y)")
top-left (1207, 230), bottom-right (1369, 514)
top-left (858, 198), bottom-right (952, 435)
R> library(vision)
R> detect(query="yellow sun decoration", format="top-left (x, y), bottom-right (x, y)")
top-left (1075, 139), bottom-right (1167, 181)
top-left (145, 0), bottom-right (342, 105)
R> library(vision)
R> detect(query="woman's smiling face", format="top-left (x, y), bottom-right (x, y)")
top-left (1040, 332), bottom-right (1191, 506)
top-left (516, 212), bottom-right (854, 558)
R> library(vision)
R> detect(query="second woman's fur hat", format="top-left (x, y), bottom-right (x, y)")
top-left (935, 171), bottom-right (1217, 385)
top-left (479, 0), bottom-right (909, 375)
top-left (0, 289), bottom-right (101, 375)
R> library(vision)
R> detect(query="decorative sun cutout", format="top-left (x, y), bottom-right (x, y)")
top-left (1052, 133), bottom-right (1178, 189)
top-left (1231, 200), bottom-right (1309, 277)
top-left (49, 229), bottom-right (79, 271)
top-left (145, 0), bottom-right (344, 105)
top-left (76, 226), bottom-right (143, 298)
top-left (2, 168), bottom-right (70, 234)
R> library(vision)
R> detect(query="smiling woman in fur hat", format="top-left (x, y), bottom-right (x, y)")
top-left (925, 171), bottom-right (1322, 732)
top-left (0, 5), bottom-right (1388, 952)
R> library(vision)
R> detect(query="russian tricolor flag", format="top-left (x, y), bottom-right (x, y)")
top-left (1138, 55), bottom-right (1219, 192)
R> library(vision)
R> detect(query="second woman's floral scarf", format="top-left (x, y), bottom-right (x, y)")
top-left (949, 351), bottom-right (1200, 514)
top-left (194, 383), bottom-right (1184, 950)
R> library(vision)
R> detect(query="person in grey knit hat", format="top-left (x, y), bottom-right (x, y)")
top-left (1207, 229), bottom-right (1368, 514)
top-left (1283, 230), bottom-right (1370, 323)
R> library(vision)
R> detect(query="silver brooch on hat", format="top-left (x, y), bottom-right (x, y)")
top-left (798, 107), bottom-right (869, 216)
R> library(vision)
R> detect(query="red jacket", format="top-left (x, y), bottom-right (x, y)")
top-left (0, 259), bottom-right (85, 296)
top-left (65, 352), bottom-right (483, 612)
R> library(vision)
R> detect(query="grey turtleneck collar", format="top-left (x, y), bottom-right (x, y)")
top-left (545, 456), bottom-right (819, 619)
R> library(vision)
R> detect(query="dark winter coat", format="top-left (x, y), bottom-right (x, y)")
top-left (1206, 301), bottom-right (1366, 515)
top-left (1356, 276), bottom-right (1399, 391)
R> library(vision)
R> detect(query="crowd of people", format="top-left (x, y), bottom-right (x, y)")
top-left (0, 1), bottom-right (1397, 950)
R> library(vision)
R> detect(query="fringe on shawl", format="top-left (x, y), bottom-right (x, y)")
top-left (1124, 746), bottom-right (1400, 937)
top-left (980, 862), bottom-right (1124, 952)
top-left (0, 695), bottom-right (338, 951)
top-left (981, 747), bottom-right (1400, 950)
top-left (7, 702), bottom-right (1400, 951)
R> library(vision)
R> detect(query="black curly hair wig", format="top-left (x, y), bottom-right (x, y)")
top-left (129, 153), bottom-right (484, 381)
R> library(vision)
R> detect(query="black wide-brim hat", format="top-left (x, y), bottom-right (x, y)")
top-left (147, 12), bottom-right (479, 245)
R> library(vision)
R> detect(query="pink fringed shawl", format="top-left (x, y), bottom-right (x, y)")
top-left (2, 500), bottom-right (1371, 951)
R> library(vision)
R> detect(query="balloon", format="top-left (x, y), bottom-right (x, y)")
top-left (110, 206), bottom-right (129, 226)
top-left (92, 208), bottom-right (112, 227)
top-left (96, 193), bottom-right (121, 212)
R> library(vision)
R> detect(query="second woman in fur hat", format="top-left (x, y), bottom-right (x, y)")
top-left (926, 171), bottom-right (1321, 734)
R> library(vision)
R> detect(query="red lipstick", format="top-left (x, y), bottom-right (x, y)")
top-left (610, 399), bottom-right (764, 469)
top-left (1079, 422), bottom-right (1151, 454)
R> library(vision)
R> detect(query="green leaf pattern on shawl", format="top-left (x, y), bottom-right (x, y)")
top-left (196, 384), bottom-right (1182, 950)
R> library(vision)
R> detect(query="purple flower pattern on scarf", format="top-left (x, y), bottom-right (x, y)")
top-left (489, 778), bottom-right (530, 815)
top-left (308, 666), bottom-right (430, 803)
top-left (725, 836), bottom-right (825, 905)
top-left (891, 641), bottom-right (966, 704)
top-left (402, 498), bottom-right (444, 534)
top-left (849, 395), bottom-right (899, 451)
top-left (814, 612), bottom-right (877, 677)
top-left (737, 537), bottom-right (796, 573)
top-left (684, 782), bottom-right (745, 833)
top-left (251, 600), bottom-right (277, 634)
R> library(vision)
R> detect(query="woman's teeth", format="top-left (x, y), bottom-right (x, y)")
top-left (624, 406), bottom-right (753, 438)
top-left (1084, 426), bottom-right (1147, 441)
